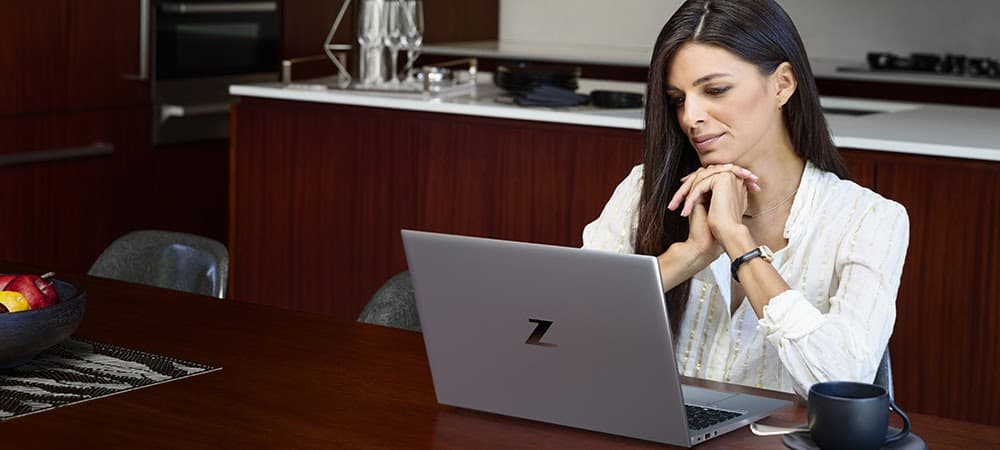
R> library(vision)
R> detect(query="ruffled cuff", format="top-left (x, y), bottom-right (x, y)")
top-left (759, 290), bottom-right (826, 342)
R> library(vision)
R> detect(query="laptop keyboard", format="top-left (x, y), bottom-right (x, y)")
top-left (685, 404), bottom-right (742, 431)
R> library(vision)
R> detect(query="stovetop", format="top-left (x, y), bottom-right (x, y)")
top-left (837, 52), bottom-right (1000, 79)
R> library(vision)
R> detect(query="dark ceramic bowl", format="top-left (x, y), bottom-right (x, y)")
top-left (0, 279), bottom-right (86, 369)
top-left (590, 90), bottom-right (644, 109)
top-left (494, 61), bottom-right (581, 93)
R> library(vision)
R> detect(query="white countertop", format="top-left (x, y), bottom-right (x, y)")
top-left (230, 75), bottom-right (1000, 162)
top-left (422, 40), bottom-right (1000, 91)
top-left (810, 58), bottom-right (1000, 90)
top-left (231, 76), bottom-right (649, 131)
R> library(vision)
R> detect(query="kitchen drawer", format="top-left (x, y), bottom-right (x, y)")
top-left (0, 149), bottom-right (115, 272)
top-left (0, 107), bottom-right (152, 272)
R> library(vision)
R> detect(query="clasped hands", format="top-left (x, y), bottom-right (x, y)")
top-left (666, 164), bottom-right (760, 266)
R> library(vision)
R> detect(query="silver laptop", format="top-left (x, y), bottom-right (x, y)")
top-left (401, 230), bottom-right (792, 447)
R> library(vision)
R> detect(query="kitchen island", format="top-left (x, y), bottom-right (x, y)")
top-left (232, 76), bottom-right (1000, 161)
top-left (228, 77), bottom-right (1000, 427)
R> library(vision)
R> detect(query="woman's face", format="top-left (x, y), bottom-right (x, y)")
top-left (666, 42), bottom-right (790, 167)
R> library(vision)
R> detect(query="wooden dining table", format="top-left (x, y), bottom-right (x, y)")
top-left (2, 264), bottom-right (999, 449)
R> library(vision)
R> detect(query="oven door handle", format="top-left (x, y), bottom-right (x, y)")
top-left (123, 0), bottom-right (150, 80)
top-left (160, 102), bottom-right (233, 123)
top-left (160, 2), bottom-right (278, 14)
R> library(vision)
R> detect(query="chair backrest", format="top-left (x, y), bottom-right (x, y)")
top-left (358, 271), bottom-right (421, 332)
top-left (874, 347), bottom-right (894, 400)
top-left (88, 230), bottom-right (229, 298)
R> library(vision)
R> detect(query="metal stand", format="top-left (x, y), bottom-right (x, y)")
top-left (283, 1), bottom-right (475, 97)
top-left (323, 0), bottom-right (355, 88)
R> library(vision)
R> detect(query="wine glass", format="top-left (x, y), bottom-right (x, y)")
top-left (401, 0), bottom-right (424, 85)
top-left (357, 0), bottom-right (386, 86)
top-left (383, 0), bottom-right (403, 86)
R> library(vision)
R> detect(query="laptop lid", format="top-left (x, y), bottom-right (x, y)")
top-left (402, 230), bottom-right (789, 447)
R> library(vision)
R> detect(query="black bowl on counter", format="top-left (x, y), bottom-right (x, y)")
top-left (590, 90), bottom-right (644, 108)
top-left (494, 60), bottom-right (581, 93)
top-left (0, 279), bottom-right (86, 369)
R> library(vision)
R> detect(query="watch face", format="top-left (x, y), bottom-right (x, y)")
top-left (759, 245), bottom-right (774, 262)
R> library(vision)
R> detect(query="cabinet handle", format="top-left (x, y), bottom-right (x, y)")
top-left (0, 143), bottom-right (115, 168)
top-left (161, 2), bottom-right (277, 14)
top-left (160, 102), bottom-right (232, 123)
top-left (124, 0), bottom-right (150, 80)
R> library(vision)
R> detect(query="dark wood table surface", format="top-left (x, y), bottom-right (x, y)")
top-left (2, 265), bottom-right (999, 449)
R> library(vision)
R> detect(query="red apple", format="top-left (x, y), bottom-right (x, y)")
top-left (5, 274), bottom-right (59, 309)
top-left (0, 273), bottom-right (14, 290)
top-left (36, 273), bottom-right (59, 305)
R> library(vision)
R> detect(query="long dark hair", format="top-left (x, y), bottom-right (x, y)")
top-left (638, 0), bottom-right (849, 336)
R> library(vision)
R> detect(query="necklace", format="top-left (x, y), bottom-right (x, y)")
top-left (743, 188), bottom-right (798, 219)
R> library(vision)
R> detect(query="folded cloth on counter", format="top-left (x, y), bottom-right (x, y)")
top-left (514, 84), bottom-right (590, 107)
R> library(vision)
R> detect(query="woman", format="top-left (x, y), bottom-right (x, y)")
top-left (583, 0), bottom-right (909, 397)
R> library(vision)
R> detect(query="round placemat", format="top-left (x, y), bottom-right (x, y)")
top-left (782, 426), bottom-right (927, 450)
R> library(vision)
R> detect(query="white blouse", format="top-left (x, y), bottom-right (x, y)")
top-left (582, 161), bottom-right (909, 397)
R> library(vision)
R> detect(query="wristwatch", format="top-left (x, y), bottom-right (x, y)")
top-left (731, 245), bottom-right (774, 283)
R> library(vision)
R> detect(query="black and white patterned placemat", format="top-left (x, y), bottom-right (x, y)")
top-left (0, 337), bottom-right (220, 420)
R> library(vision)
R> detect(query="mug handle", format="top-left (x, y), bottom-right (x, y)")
top-left (884, 399), bottom-right (911, 445)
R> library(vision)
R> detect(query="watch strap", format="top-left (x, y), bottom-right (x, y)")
top-left (730, 245), bottom-right (772, 283)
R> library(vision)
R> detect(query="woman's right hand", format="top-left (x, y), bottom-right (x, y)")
top-left (684, 201), bottom-right (724, 265)
top-left (656, 201), bottom-right (725, 292)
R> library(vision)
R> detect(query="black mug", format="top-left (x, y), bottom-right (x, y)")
top-left (808, 381), bottom-right (911, 450)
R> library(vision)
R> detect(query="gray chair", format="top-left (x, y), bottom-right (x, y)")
top-left (874, 347), bottom-right (894, 400)
top-left (358, 271), bottom-right (421, 332)
top-left (88, 230), bottom-right (229, 298)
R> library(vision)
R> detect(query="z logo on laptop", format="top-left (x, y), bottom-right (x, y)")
top-left (526, 319), bottom-right (558, 347)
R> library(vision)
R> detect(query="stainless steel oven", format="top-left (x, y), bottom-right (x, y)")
top-left (153, 0), bottom-right (280, 144)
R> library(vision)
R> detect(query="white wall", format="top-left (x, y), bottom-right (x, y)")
top-left (499, 0), bottom-right (1000, 61)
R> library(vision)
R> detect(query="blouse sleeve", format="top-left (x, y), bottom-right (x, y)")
top-left (758, 198), bottom-right (910, 397)
top-left (582, 165), bottom-right (644, 253)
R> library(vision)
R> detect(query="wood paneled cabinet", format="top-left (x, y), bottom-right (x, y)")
top-left (230, 98), bottom-right (999, 427)
top-left (0, 0), bottom-right (149, 116)
top-left (0, 107), bottom-right (151, 272)
top-left (230, 98), bottom-right (641, 318)
top-left (0, 2), bottom-right (153, 273)
top-left (840, 149), bottom-right (1000, 426)
top-left (65, 0), bottom-right (150, 110)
